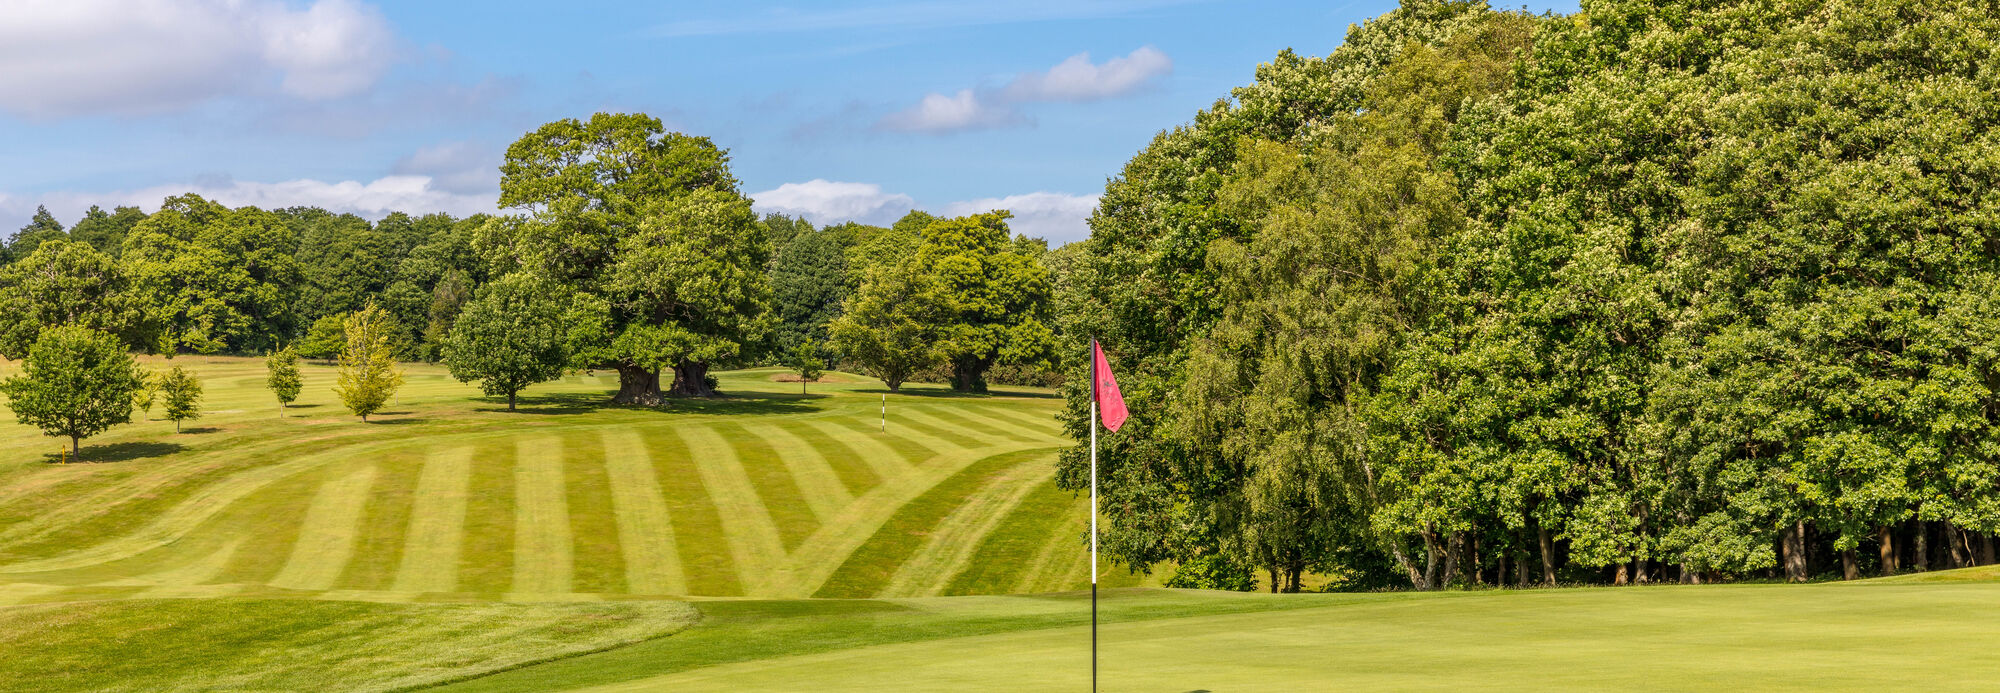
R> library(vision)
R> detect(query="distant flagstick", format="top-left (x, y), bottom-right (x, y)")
top-left (1087, 339), bottom-right (1127, 693)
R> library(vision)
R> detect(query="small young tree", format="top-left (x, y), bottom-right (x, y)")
top-left (789, 338), bottom-right (825, 394)
top-left (0, 326), bottom-right (143, 456)
top-left (335, 304), bottom-right (404, 421)
top-left (441, 274), bottom-right (570, 411)
top-left (265, 346), bottom-right (302, 415)
top-left (159, 365), bottom-right (202, 433)
top-left (132, 369), bottom-right (160, 421)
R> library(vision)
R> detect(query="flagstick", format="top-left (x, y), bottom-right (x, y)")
top-left (1090, 340), bottom-right (1099, 693)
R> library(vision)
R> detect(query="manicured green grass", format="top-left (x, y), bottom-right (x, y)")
top-left (0, 597), bottom-right (697, 692)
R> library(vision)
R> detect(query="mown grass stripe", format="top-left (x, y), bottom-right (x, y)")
top-left (680, 425), bottom-right (789, 596)
top-left (882, 454), bottom-right (1057, 597)
top-left (392, 446), bottom-right (473, 594)
top-left (649, 427), bottom-right (739, 597)
top-left (884, 410), bottom-right (983, 453)
top-left (824, 414), bottom-right (954, 464)
top-left (600, 429), bottom-right (684, 595)
top-left (717, 423), bottom-right (818, 551)
top-left (968, 404), bottom-right (1064, 436)
top-left (944, 475), bottom-right (1080, 596)
top-left (743, 423), bottom-right (852, 523)
top-left (911, 406), bottom-right (1033, 444)
top-left (456, 441), bottom-right (517, 595)
top-left (511, 438), bottom-right (573, 596)
top-left (203, 465), bottom-right (326, 587)
top-left (334, 448), bottom-right (426, 591)
top-left (563, 432), bottom-right (623, 595)
top-left (0, 583), bottom-right (66, 605)
top-left (782, 420), bottom-right (881, 495)
top-left (801, 419), bottom-right (917, 480)
top-left (269, 465), bottom-right (379, 591)
top-left (936, 406), bottom-right (1065, 444)
top-left (811, 447), bottom-right (1050, 598)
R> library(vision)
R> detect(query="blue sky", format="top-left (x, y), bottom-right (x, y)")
top-left (0, 0), bottom-right (1575, 244)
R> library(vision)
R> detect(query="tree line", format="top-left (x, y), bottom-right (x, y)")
top-left (1, 114), bottom-right (1066, 451)
top-left (1058, 0), bottom-right (2000, 590)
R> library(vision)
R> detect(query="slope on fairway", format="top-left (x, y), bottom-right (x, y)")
top-left (453, 581), bottom-right (2000, 692)
top-left (0, 357), bottom-right (1148, 605)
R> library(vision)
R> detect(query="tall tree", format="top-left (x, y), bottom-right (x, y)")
top-left (8, 205), bottom-right (67, 260)
top-left (334, 304), bottom-right (404, 421)
top-left (914, 212), bottom-right (1055, 393)
top-left (0, 239), bottom-right (134, 360)
top-left (608, 188), bottom-right (772, 398)
top-left (0, 326), bottom-right (143, 456)
top-left (496, 112), bottom-right (743, 404)
top-left (67, 205), bottom-right (146, 256)
top-left (441, 274), bottom-right (576, 410)
top-left (122, 194), bottom-right (298, 354)
top-left (769, 226), bottom-right (851, 350)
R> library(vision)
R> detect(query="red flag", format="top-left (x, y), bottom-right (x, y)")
top-left (1092, 341), bottom-right (1127, 432)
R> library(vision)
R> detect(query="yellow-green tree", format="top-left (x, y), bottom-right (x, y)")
top-left (160, 365), bottom-right (202, 433)
top-left (334, 304), bottom-right (404, 421)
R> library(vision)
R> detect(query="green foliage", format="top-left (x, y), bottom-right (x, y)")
top-left (67, 205), bottom-right (146, 256)
top-left (8, 205), bottom-right (68, 259)
top-left (442, 274), bottom-right (573, 410)
top-left (132, 369), bottom-right (160, 420)
top-left (496, 112), bottom-right (745, 404)
top-left (0, 326), bottom-right (142, 454)
top-left (334, 304), bottom-right (405, 421)
top-left (159, 365), bottom-right (203, 433)
top-left (608, 188), bottom-right (773, 398)
top-left (0, 239), bottom-right (135, 360)
top-left (830, 262), bottom-right (940, 392)
top-left (121, 194), bottom-right (299, 355)
top-left (770, 228), bottom-right (851, 350)
top-left (265, 346), bottom-right (303, 412)
top-left (296, 315), bottom-right (345, 360)
top-left (911, 212), bottom-right (1055, 393)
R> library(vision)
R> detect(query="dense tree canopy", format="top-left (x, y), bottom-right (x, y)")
top-left (0, 326), bottom-right (143, 456)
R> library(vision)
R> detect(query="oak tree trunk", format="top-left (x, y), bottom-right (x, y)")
top-left (667, 361), bottom-right (715, 398)
top-left (507, 391), bottom-right (517, 411)
top-left (1913, 520), bottom-right (1929, 571)
top-left (949, 356), bottom-right (991, 393)
top-left (613, 363), bottom-right (662, 405)
top-left (1782, 520), bottom-right (1809, 582)
top-left (1841, 549), bottom-right (1857, 580)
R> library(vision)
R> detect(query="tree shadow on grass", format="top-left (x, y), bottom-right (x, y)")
top-left (363, 417), bottom-right (427, 426)
top-left (479, 389), bottom-right (826, 417)
top-left (473, 392), bottom-right (616, 416)
top-left (176, 427), bottom-right (222, 435)
top-left (44, 441), bottom-right (186, 464)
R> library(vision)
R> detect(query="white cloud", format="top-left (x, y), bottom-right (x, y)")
top-left (3, 175), bottom-right (495, 232)
top-left (877, 47), bottom-right (1170, 134)
top-left (391, 141), bottom-right (500, 195)
top-left (1001, 47), bottom-right (1171, 102)
top-left (876, 89), bottom-right (1027, 134)
top-left (751, 180), bottom-right (915, 227)
top-left (0, 0), bottom-right (399, 118)
top-left (749, 180), bottom-right (1099, 245)
top-left (943, 191), bottom-right (1100, 245)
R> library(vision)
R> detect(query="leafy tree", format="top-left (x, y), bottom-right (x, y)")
top-left (287, 209), bottom-right (388, 328)
top-left (769, 227), bottom-right (851, 350)
top-left (159, 365), bottom-right (202, 433)
top-left (0, 239), bottom-right (135, 360)
top-left (132, 369), bottom-right (160, 421)
top-left (266, 346), bottom-right (303, 414)
top-left (441, 274), bottom-right (572, 410)
top-left (831, 262), bottom-right (939, 392)
top-left (913, 212), bottom-right (1055, 393)
top-left (334, 304), bottom-right (404, 421)
top-left (0, 326), bottom-right (142, 456)
top-left (68, 205), bottom-right (146, 256)
top-left (496, 112), bottom-right (744, 404)
top-left (761, 213), bottom-right (814, 255)
top-left (607, 189), bottom-right (771, 397)
top-left (9, 205), bottom-right (68, 259)
top-left (296, 316), bottom-right (345, 360)
top-left (789, 338), bottom-right (825, 394)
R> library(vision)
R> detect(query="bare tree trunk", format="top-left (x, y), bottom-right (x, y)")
top-left (1538, 525), bottom-right (1557, 586)
top-left (1515, 551), bottom-right (1529, 587)
top-left (1421, 530), bottom-right (1443, 590)
top-left (1636, 555), bottom-right (1651, 584)
top-left (1497, 553), bottom-right (1508, 588)
top-left (668, 361), bottom-right (716, 398)
top-left (1678, 564), bottom-right (1693, 584)
top-left (1614, 563), bottom-right (1629, 585)
top-left (1983, 534), bottom-right (1996, 566)
top-left (1878, 525), bottom-right (1898, 575)
top-left (1267, 567), bottom-right (1278, 593)
top-left (1841, 549), bottom-right (1857, 580)
top-left (1947, 523), bottom-right (1968, 569)
top-left (1389, 540), bottom-right (1423, 589)
top-left (1782, 520), bottom-right (1809, 582)
top-left (507, 391), bottom-right (517, 411)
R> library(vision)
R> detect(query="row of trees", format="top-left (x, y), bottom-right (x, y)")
top-left (1062, 0), bottom-right (2000, 590)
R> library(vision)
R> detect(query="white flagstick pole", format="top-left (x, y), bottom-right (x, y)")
top-left (1090, 340), bottom-right (1099, 693)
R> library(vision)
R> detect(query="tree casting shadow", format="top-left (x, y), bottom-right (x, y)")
top-left (44, 441), bottom-right (186, 464)
top-left (485, 390), bottom-right (825, 416)
top-left (856, 386), bottom-right (1060, 400)
top-left (176, 427), bottom-right (222, 435)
